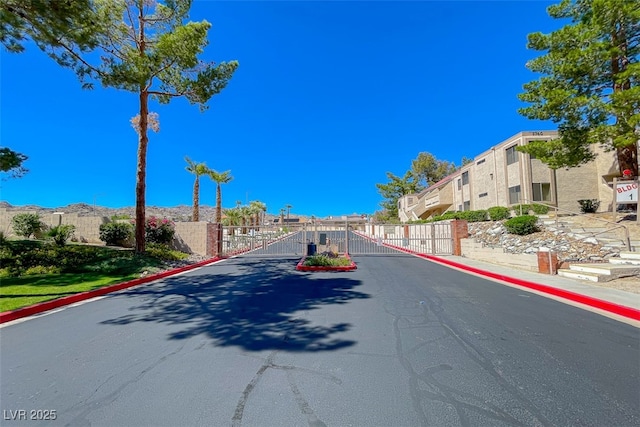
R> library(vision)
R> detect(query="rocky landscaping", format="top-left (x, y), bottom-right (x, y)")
top-left (467, 221), bottom-right (622, 263)
top-left (467, 215), bottom-right (640, 294)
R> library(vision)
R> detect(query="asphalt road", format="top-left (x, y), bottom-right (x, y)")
top-left (1, 254), bottom-right (638, 426)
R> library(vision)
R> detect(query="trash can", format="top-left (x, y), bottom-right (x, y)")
top-left (307, 243), bottom-right (317, 256)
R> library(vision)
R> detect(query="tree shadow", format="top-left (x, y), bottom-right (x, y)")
top-left (101, 257), bottom-right (369, 352)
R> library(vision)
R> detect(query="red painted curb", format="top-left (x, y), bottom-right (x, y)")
top-left (296, 255), bottom-right (357, 272)
top-left (354, 231), bottom-right (640, 321)
top-left (0, 256), bottom-right (223, 324)
top-left (422, 254), bottom-right (640, 321)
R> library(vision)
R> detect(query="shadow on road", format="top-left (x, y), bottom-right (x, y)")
top-left (101, 257), bottom-right (368, 352)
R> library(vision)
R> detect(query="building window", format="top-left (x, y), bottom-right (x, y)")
top-left (462, 171), bottom-right (469, 185)
top-left (532, 183), bottom-right (551, 201)
top-left (508, 185), bottom-right (521, 204)
top-left (506, 146), bottom-right (518, 165)
top-left (457, 179), bottom-right (461, 190)
top-left (458, 204), bottom-right (462, 211)
top-left (479, 192), bottom-right (488, 198)
top-left (476, 159), bottom-right (485, 165)
top-left (463, 201), bottom-right (470, 211)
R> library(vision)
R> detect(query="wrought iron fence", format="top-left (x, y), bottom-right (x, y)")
top-left (221, 221), bottom-right (453, 257)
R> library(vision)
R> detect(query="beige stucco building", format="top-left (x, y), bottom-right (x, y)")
top-left (398, 130), bottom-right (626, 222)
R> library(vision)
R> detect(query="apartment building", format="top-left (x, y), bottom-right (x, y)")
top-left (398, 130), bottom-right (621, 222)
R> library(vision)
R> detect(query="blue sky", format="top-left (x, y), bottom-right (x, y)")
top-left (1, 0), bottom-right (561, 218)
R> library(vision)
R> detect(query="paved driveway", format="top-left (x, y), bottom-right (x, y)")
top-left (1, 254), bottom-right (638, 426)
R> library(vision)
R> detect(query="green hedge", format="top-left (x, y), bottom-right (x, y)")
top-left (488, 206), bottom-right (510, 221)
top-left (425, 204), bottom-right (548, 224)
top-left (458, 210), bottom-right (488, 222)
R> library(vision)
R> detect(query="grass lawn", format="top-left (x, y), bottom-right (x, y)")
top-left (0, 240), bottom-right (174, 312)
top-left (0, 272), bottom-right (145, 312)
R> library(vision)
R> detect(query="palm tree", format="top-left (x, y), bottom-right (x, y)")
top-left (184, 156), bottom-right (209, 221)
top-left (222, 207), bottom-right (242, 236)
top-left (249, 200), bottom-right (267, 230)
top-left (239, 205), bottom-right (251, 234)
top-left (207, 169), bottom-right (233, 223)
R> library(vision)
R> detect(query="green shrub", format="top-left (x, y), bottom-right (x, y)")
top-left (0, 231), bottom-right (6, 246)
top-left (46, 224), bottom-right (75, 246)
top-left (145, 217), bottom-right (175, 245)
top-left (145, 243), bottom-right (188, 261)
top-left (578, 199), bottom-right (600, 213)
top-left (431, 212), bottom-right (459, 222)
top-left (488, 206), bottom-right (511, 221)
top-left (512, 204), bottom-right (532, 216)
top-left (504, 215), bottom-right (539, 235)
top-left (23, 265), bottom-right (61, 275)
top-left (99, 222), bottom-right (133, 246)
top-left (530, 203), bottom-right (549, 214)
top-left (0, 240), bottom-right (161, 277)
top-left (11, 213), bottom-right (43, 238)
top-left (303, 255), bottom-right (352, 267)
top-left (457, 210), bottom-right (488, 222)
top-left (430, 210), bottom-right (487, 223)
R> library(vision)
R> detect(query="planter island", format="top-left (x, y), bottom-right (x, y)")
top-left (296, 252), bottom-right (357, 272)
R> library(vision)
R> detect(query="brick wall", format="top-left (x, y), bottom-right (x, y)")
top-left (450, 219), bottom-right (468, 256)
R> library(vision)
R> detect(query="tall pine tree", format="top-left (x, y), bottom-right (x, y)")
top-left (518, 0), bottom-right (639, 176)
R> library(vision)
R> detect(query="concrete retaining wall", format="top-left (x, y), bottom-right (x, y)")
top-left (461, 238), bottom-right (539, 272)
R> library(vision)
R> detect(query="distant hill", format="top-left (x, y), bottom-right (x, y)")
top-left (0, 202), bottom-right (284, 222)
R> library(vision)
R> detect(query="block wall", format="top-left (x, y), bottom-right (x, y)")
top-left (173, 222), bottom-right (216, 257)
top-left (555, 162), bottom-right (600, 213)
top-left (0, 209), bottom-right (108, 243)
top-left (1, 209), bottom-right (217, 257)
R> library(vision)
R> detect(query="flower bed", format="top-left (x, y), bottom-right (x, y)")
top-left (296, 252), bottom-right (357, 272)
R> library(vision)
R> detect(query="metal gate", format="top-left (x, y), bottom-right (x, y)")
top-left (221, 221), bottom-right (453, 257)
top-left (220, 224), bottom-right (308, 257)
top-left (350, 222), bottom-right (453, 255)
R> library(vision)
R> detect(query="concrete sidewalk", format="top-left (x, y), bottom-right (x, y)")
top-left (429, 254), bottom-right (640, 322)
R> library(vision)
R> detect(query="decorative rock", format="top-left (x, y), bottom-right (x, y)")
top-left (468, 220), bottom-right (622, 263)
